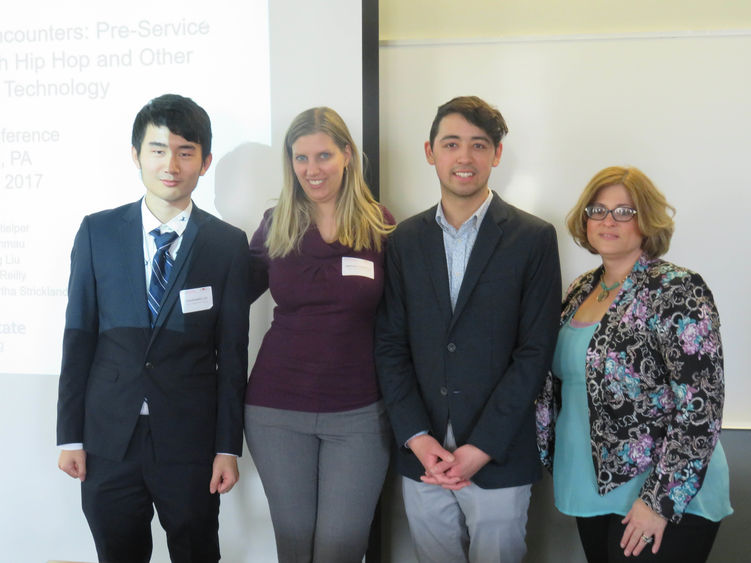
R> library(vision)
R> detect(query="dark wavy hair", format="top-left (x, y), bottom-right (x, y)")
top-left (429, 96), bottom-right (508, 149)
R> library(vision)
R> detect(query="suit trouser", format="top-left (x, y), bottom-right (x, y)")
top-left (402, 478), bottom-right (531, 563)
top-left (401, 424), bottom-right (531, 563)
top-left (81, 415), bottom-right (220, 563)
top-left (245, 402), bottom-right (390, 563)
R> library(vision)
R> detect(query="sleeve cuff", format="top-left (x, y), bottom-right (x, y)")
top-left (58, 443), bottom-right (83, 450)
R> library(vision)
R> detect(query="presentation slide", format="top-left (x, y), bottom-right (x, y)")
top-left (0, 1), bottom-right (270, 375)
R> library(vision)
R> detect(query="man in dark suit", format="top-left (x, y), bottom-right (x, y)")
top-left (375, 96), bottom-right (561, 563)
top-left (56, 94), bottom-right (250, 563)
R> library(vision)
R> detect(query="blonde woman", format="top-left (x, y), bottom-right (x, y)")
top-left (244, 107), bottom-right (395, 563)
top-left (536, 166), bottom-right (732, 562)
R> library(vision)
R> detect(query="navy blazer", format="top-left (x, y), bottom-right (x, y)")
top-left (375, 192), bottom-right (561, 488)
top-left (56, 201), bottom-right (250, 463)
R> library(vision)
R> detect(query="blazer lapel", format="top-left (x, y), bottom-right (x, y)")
top-left (419, 209), bottom-right (453, 324)
top-left (450, 193), bottom-right (506, 329)
top-left (119, 202), bottom-right (151, 330)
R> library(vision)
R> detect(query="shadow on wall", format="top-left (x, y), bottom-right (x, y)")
top-left (213, 142), bottom-right (280, 237)
top-left (213, 141), bottom-right (281, 365)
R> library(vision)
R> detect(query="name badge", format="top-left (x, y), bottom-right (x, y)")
top-left (180, 286), bottom-right (213, 313)
top-left (342, 257), bottom-right (374, 279)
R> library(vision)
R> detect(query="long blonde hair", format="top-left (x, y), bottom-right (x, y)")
top-left (266, 107), bottom-right (394, 257)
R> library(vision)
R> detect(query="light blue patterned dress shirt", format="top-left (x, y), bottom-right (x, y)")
top-left (435, 190), bottom-right (493, 310)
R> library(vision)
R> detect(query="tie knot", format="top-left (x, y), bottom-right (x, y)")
top-left (150, 228), bottom-right (179, 251)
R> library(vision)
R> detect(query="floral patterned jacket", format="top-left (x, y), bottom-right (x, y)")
top-left (535, 254), bottom-right (724, 523)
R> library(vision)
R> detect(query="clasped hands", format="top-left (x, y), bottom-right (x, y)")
top-left (407, 434), bottom-right (491, 490)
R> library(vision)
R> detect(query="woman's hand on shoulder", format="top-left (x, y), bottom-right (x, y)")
top-left (620, 498), bottom-right (668, 557)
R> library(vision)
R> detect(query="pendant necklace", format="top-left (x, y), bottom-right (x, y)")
top-left (597, 272), bottom-right (623, 302)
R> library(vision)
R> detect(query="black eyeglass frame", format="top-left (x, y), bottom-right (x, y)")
top-left (584, 205), bottom-right (638, 222)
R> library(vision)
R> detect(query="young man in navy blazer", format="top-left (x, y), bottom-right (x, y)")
top-left (376, 96), bottom-right (561, 563)
top-left (56, 94), bottom-right (250, 563)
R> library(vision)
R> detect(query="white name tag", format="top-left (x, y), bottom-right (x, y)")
top-left (341, 257), bottom-right (374, 279)
top-left (180, 286), bottom-right (213, 313)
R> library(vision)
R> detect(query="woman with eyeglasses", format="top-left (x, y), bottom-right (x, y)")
top-left (536, 166), bottom-right (732, 562)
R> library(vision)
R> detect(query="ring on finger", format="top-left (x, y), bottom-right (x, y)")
top-left (641, 534), bottom-right (653, 544)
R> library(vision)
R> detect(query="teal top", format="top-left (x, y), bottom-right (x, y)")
top-left (552, 318), bottom-right (733, 521)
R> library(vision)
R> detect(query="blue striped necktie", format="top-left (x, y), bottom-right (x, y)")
top-left (147, 228), bottom-right (179, 326)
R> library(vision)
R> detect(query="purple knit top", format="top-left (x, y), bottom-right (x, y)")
top-left (245, 207), bottom-right (394, 412)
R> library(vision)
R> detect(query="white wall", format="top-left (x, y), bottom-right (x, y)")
top-left (379, 0), bottom-right (751, 40)
top-left (376, 29), bottom-right (751, 563)
top-left (379, 31), bottom-right (751, 429)
top-left (375, 4), bottom-right (751, 562)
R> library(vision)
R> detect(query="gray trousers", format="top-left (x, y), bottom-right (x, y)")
top-left (401, 423), bottom-right (532, 563)
top-left (402, 478), bottom-right (531, 563)
top-left (245, 402), bottom-right (390, 563)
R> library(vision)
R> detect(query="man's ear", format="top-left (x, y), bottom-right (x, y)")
top-left (200, 153), bottom-right (213, 176)
top-left (424, 141), bottom-right (435, 165)
top-left (131, 146), bottom-right (141, 169)
top-left (492, 143), bottom-right (503, 167)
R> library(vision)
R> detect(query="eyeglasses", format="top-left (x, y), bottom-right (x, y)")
top-left (585, 205), bottom-right (638, 222)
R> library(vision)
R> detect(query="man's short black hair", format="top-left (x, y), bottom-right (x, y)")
top-left (132, 94), bottom-right (212, 160)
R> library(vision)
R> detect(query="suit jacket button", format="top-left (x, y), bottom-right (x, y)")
top-left (447, 343), bottom-right (456, 352)
top-left (145, 362), bottom-right (154, 369)
top-left (440, 386), bottom-right (448, 396)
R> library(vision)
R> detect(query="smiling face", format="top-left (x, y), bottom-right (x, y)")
top-left (132, 123), bottom-right (211, 217)
top-left (425, 112), bottom-right (502, 205)
top-left (586, 183), bottom-right (644, 263)
top-left (291, 131), bottom-right (351, 209)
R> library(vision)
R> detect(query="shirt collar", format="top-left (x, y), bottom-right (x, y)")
top-left (435, 189), bottom-right (493, 233)
top-left (141, 198), bottom-right (192, 236)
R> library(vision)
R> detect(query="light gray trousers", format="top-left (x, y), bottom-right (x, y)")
top-left (401, 423), bottom-right (532, 563)
top-left (245, 402), bottom-right (390, 563)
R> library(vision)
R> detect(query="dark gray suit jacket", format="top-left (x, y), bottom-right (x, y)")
top-left (56, 200), bottom-right (250, 463)
top-left (375, 192), bottom-right (561, 488)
